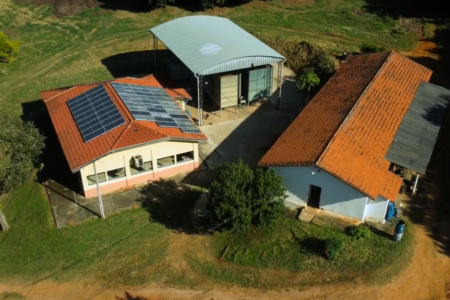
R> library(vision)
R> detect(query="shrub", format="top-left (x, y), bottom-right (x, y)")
top-left (254, 36), bottom-right (336, 77)
top-left (346, 224), bottom-right (373, 241)
top-left (360, 43), bottom-right (387, 53)
top-left (209, 160), bottom-right (286, 232)
top-left (324, 237), bottom-right (344, 260)
top-left (0, 32), bottom-right (20, 63)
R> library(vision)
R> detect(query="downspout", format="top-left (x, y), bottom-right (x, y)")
top-left (93, 159), bottom-right (105, 219)
top-left (277, 59), bottom-right (286, 109)
top-left (152, 34), bottom-right (158, 72)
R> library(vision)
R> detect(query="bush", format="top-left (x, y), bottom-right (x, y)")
top-left (209, 160), bottom-right (286, 232)
top-left (360, 43), bottom-right (387, 53)
top-left (0, 32), bottom-right (20, 63)
top-left (346, 224), bottom-right (373, 241)
top-left (324, 237), bottom-right (344, 260)
top-left (254, 36), bottom-right (336, 77)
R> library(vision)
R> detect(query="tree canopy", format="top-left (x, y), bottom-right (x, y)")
top-left (209, 160), bottom-right (286, 232)
top-left (0, 115), bottom-right (45, 194)
top-left (0, 32), bottom-right (20, 63)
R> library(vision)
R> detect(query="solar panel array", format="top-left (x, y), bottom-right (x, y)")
top-left (67, 85), bottom-right (125, 142)
top-left (111, 82), bottom-right (201, 134)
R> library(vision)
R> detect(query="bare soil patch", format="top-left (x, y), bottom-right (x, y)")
top-left (14, 0), bottom-right (99, 16)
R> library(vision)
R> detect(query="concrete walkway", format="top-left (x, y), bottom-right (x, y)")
top-left (45, 179), bottom-right (142, 228)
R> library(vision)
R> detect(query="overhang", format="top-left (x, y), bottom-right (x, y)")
top-left (386, 81), bottom-right (450, 174)
top-left (150, 16), bottom-right (284, 76)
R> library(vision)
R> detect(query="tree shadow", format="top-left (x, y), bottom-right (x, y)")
top-left (140, 179), bottom-right (210, 234)
top-left (401, 111), bottom-right (450, 257)
top-left (362, 0), bottom-right (448, 19)
top-left (97, 0), bottom-right (152, 13)
top-left (421, 95), bottom-right (450, 126)
top-left (116, 291), bottom-right (164, 300)
top-left (297, 235), bottom-right (326, 258)
top-left (21, 100), bottom-right (83, 194)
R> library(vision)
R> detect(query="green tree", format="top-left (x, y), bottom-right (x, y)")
top-left (0, 115), bottom-right (45, 230)
top-left (360, 43), bottom-right (387, 53)
top-left (0, 32), bottom-right (20, 63)
top-left (296, 67), bottom-right (320, 104)
top-left (201, 0), bottom-right (226, 9)
top-left (148, 0), bottom-right (174, 7)
top-left (209, 160), bottom-right (286, 232)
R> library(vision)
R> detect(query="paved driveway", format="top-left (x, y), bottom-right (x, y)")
top-left (198, 76), bottom-right (301, 169)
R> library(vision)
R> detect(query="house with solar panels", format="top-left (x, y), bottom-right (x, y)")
top-left (150, 16), bottom-right (285, 126)
top-left (41, 75), bottom-right (206, 198)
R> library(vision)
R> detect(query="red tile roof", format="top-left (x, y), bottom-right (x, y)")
top-left (42, 75), bottom-right (206, 172)
top-left (259, 51), bottom-right (432, 200)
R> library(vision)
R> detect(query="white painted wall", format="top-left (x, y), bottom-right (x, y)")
top-left (79, 140), bottom-right (198, 190)
top-left (270, 166), bottom-right (368, 221)
top-left (364, 195), bottom-right (389, 223)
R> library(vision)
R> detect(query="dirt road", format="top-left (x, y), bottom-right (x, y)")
top-left (1, 220), bottom-right (449, 300)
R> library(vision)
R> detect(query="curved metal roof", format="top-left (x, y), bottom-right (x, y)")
top-left (150, 16), bottom-right (284, 76)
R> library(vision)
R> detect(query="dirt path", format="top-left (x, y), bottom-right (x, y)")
top-left (1, 225), bottom-right (449, 300)
top-left (2, 37), bottom-right (450, 300)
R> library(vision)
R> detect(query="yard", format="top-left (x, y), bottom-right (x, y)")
top-left (0, 173), bottom-right (414, 291)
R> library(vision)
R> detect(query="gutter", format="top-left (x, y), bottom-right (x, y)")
top-left (71, 136), bottom-right (205, 173)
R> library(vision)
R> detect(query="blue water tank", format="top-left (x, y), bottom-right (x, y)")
top-left (393, 220), bottom-right (405, 242)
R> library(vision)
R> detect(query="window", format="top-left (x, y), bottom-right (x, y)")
top-left (87, 172), bottom-right (106, 186)
top-left (130, 158), bottom-right (153, 175)
top-left (176, 151), bottom-right (194, 163)
top-left (157, 156), bottom-right (175, 168)
top-left (107, 168), bottom-right (126, 180)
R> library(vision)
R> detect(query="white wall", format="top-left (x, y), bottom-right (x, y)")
top-left (271, 166), bottom-right (368, 221)
top-left (364, 195), bottom-right (389, 223)
top-left (79, 140), bottom-right (198, 190)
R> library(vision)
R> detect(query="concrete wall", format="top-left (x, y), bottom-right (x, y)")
top-left (79, 140), bottom-right (199, 198)
top-left (271, 166), bottom-right (368, 221)
top-left (364, 195), bottom-right (389, 223)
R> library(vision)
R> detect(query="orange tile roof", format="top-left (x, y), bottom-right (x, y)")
top-left (42, 75), bottom-right (206, 172)
top-left (260, 51), bottom-right (432, 200)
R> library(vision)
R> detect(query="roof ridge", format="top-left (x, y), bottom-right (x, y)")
top-left (316, 51), bottom-right (394, 169)
top-left (42, 85), bottom-right (78, 102)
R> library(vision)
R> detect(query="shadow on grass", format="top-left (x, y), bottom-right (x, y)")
top-left (298, 236), bottom-right (326, 258)
top-left (116, 291), bottom-right (157, 300)
top-left (100, 50), bottom-right (161, 78)
top-left (140, 179), bottom-right (209, 234)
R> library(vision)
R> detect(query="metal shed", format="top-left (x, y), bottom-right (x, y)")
top-left (150, 16), bottom-right (285, 125)
top-left (386, 81), bottom-right (450, 174)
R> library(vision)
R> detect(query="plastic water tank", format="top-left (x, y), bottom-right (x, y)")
top-left (393, 220), bottom-right (405, 242)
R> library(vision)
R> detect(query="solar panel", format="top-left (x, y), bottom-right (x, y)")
top-left (111, 82), bottom-right (201, 134)
top-left (67, 85), bottom-right (125, 142)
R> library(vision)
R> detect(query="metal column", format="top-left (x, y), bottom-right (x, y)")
top-left (277, 60), bottom-right (285, 109)
top-left (412, 174), bottom-right (420, 195)
top-left (93, 160), bottom-right (105, 219)
top-left (153, 34), bottom-right (158, 72)
top-left (196, 75), bottom-right (204, 126)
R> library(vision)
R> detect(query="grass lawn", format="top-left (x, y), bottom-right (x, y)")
top-left (190, 216), bottom-right (414, 288)
top-left (0, 176), bottom-right (414, 289)
top-left (0, 178), bottom-right (171, 287)
top-left (0, 0), bottom-right (419, 116)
